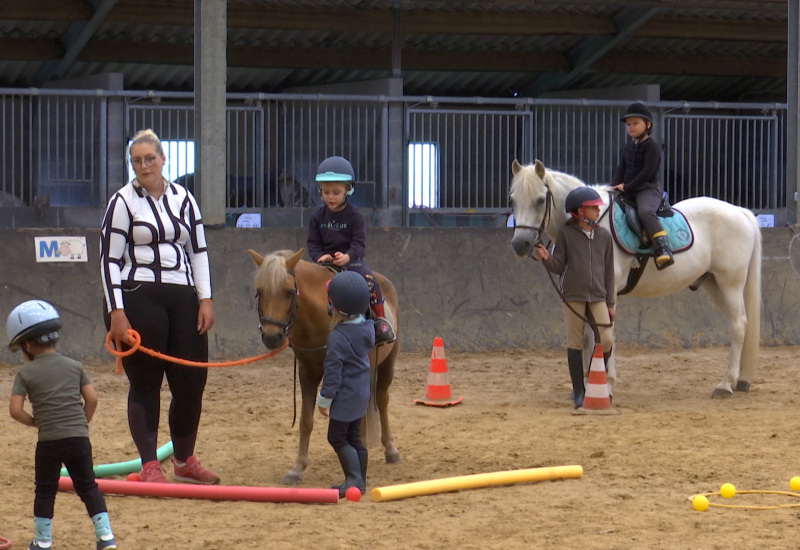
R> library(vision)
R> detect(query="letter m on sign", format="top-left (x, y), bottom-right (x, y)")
top-left (38, 239), bottom-right (59, 258)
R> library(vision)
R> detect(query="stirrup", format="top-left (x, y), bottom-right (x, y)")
top-left (655, 253), bottom-right (674, 270)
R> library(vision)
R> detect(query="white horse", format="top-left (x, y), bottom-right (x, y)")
top-left (509, 159), bottom-right (762, 398)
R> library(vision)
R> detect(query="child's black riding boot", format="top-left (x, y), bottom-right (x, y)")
top-left (651, 231), bottom-right (674, 270)
top-left (567, 348), bottom-right (585, 409)
top-left (603, 347), bottom-right (612, 371)
top-left (334, 445), bottom-right (364, 497)
top-left (357, 449), bottom-right (368, 493)
top-left (374, 317), bottom-right (396, 345)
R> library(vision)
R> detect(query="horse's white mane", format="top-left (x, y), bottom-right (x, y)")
top-left (511, 161), bottom-right (612, 202)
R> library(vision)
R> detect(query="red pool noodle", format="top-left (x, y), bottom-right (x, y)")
top-left (58, 477), bottom-right (339, 504)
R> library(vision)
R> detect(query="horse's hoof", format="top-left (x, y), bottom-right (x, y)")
top-left (710, 388), bottom-right (734, 399)
top-left (385, 449), bottom-right (402, 464)
top-left (735, 380), bottom-right (751, 392)
top-left (280, 472), bottom-right (302, 485)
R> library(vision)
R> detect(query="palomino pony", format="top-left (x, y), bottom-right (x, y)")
top-left (247, 248), bottom-right (401, 485)
top-left (509, 159), bottom-right (762, 398)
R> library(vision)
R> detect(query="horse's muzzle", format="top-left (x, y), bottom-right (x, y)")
top-left (261, 332), bottom-right (287, 351)
top-left (511, 230), bottom-right (538, 258)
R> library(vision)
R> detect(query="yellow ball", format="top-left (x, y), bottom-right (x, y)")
top-left (790, 477), bottom-right (800, 492)
top-left (692, 495), bottom-right (709, 511)
top-left (720, 483), bottom-right (736, 499)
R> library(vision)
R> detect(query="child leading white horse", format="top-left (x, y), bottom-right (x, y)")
top-left (510, 159), bottom-right (761, 399)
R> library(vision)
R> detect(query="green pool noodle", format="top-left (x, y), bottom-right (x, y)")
top-left (60, 441), bottom-right (174, 478)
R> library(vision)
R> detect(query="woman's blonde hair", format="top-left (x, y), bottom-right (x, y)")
top-left (128, 128), bottom-right (164, 157)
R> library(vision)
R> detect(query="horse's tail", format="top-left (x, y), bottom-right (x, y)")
top-left (362, 367), bottom-right (382, 448)
top-left (740, 208), bottom-right (762, 385)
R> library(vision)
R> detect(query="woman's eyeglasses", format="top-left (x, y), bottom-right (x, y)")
top-left (131, 155), bottom-right (158, 167)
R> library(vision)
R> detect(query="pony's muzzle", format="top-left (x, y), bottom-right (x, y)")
top-left (511, 230), bottom-right (538, 258)
top-left (261, 331), bottom-right (286, 350)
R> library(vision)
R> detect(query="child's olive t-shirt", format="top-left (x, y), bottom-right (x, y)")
top-left (11, 352), bottom-right (91, 441)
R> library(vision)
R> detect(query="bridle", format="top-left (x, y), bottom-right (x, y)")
top-left (254, 268), bottom-right (327, 353)
top-left (255, 269), bottom-right (299, 338)
top-left (513, 185), bottom-right (553, 250)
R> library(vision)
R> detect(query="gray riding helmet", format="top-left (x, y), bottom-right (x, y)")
top-left (316, 156), bottom-right (356, 196)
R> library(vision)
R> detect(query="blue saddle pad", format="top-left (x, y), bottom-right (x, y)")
top-left (609, 200), bottom-right (694, 256)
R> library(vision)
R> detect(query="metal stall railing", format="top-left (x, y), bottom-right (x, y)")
top-left (0, 92), bottom-right (105, 208)
top-left (0, 89), bottom-right (789, 228)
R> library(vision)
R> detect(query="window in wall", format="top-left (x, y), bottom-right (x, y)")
top-left (127, 140), bottom-right (195, 184)
top-left (408, 142), bottom-right (439, 208)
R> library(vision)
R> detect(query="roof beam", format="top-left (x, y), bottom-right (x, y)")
top-left (0, 2), bottom-right (786, 42)
top-left (32, 0), bottom-right (119, 86)
top-left (596, 53), bottom-right (786, 78)
top-left (0, 37), bottom-right (62, 61)
top-left (523, 6), bottom-right (661, 96)
top-left (0, 0), bottom-right (90, 21)
top-left (74, 38), bottom-right (784, 78)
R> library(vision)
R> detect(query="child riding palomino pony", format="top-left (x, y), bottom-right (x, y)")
top-left (248, 248), bottom-right (401, 485)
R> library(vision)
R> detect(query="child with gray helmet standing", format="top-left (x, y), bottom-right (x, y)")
top-left (611, 102), bottom-right (674, 269)
top-left (535, 187), bottom-right (616, 409)
top-left (6, 300), bottom-right (117, 550)
top-left (316, 271), bottom-right (375, 497)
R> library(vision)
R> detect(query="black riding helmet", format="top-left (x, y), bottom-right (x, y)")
top-left (327, 271), bottom-right (371, 316)
top-left (620, 102), bottom-right (653, 124)
top-left (565, 187), bottom-right (604, 215)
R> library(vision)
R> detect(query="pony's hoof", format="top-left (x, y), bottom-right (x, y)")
top-left (735, 380), bottom-right (751, 392)
top-left (280, 472), bottom-right (302, 485)
top-left (710, 388), bottom-right (734, 399)
top-left (385, 449), bottom-right (402, 464)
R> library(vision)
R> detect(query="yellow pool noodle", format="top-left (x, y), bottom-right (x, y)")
top-left (370, 464), bottom-right (583, 502)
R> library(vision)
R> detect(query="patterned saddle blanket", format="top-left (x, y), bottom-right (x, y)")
top-left (608, 193), bottom-right (694, 256)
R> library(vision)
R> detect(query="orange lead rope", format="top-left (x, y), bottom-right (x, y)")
top-left (105, 329), bottom-right (289, 374)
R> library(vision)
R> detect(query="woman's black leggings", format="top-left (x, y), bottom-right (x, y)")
top-left (105, 281), bottom-right (209, 463)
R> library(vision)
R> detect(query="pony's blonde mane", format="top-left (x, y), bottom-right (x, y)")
top-left (253, 249), bottom-right (295, 294)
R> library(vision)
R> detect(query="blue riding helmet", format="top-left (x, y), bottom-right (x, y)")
top-left (327, 271), bottom-right (370, 316)
top-left (6, 299), bottom-right (61, 352)
top-left (316, 156), bottom-right (356, 197)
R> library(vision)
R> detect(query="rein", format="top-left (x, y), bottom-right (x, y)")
top-left (254, 264), bottom-right (327, 428)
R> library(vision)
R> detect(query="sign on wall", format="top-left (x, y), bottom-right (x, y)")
top-left (34, 236), bottom-right (88, 262)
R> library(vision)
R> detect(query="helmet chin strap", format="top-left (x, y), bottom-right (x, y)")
top-left (570, 211), bottom-right (598, 227)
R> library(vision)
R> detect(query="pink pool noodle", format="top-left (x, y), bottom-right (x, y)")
top-left (58, 477), bottom-right (339, 504)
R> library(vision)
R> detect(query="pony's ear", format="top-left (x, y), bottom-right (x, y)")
top-left (247, 249), bottom-right (264, 266)
top-left (534, 159), bottom-right (546, 179)
top-left (511, 159), bottom-right (523, 176)
top-left (286, 248), bottom-right (305, 270)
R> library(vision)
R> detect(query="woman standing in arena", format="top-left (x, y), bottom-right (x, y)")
top-left (99, 129), bottom-right (219, 484)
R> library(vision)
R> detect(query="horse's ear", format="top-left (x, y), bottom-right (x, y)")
top-left (511, 159), bottom-right (523, 176)
top-left (286, 248), bottom-right (305, 270)
top-left (247, 249), bottom-right (264, 266)
top-left (534, 159), bottom-right (546, 179)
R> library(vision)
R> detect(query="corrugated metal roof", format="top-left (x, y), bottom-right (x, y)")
top-left (0, 0), bottom-right (789, 102)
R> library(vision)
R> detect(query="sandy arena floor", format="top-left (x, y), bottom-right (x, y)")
top-left (1, 344), bottom-right (798, 549)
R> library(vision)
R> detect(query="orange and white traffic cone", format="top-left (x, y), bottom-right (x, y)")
top-left (414, 337), bottom-right (463, 407)
top-left (574, 344), bottom-right (618, 415)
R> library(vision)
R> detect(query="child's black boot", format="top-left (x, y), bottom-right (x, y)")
top-left (567, 348), bottom-right (585, 408)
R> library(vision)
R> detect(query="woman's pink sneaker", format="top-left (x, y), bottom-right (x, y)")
top-left (172, 456), bottom-right (220, 485)
top-left (139, 460), bottom-right (169, 483)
